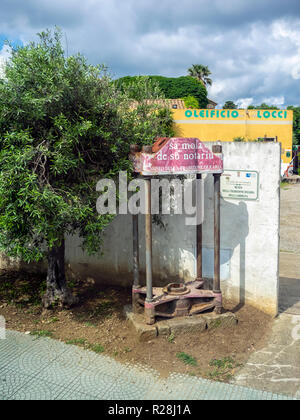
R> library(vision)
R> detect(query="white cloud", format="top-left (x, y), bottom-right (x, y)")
top-left (236, 98), bottom-right (254, 108)
top-left (261, 96), bottom-right (285, 106)
top-left (270, 20), bottom-right (300, 80)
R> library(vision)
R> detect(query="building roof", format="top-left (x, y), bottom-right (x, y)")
top-left (208, 98), bottom-right (218, 106)
top-left (130, 98), bottom-right (218, 109)
top-left (143, 99), bottom-right (186, 109)
top-left (135, 98), bottom-right (218, 109)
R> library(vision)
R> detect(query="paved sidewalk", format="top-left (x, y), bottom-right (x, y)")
top-left (232, 252), bottom-right (300, 398)
top-left (231, 184), bottom-right (299, 398)
top-left (0, 330), bottom-right (297, 400)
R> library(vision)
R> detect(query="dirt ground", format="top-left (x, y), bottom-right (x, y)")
top-left (0, 270), bottom-right (272, 381)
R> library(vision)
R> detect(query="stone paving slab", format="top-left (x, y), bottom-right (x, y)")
top-left (0, 330), bottom-right (297, 400)
top-left (0, 367), bottom-right (34, 397)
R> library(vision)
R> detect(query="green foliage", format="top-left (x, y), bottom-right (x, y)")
top-left (0, 271), bottom-right (46, 307)
top-left (114, 75), bottom-right (175, 144)
top-left (207, 357), bottom-right (242, 382)
top-left (66, 338), bottom-right (87, 346)
top-left (223, 101), bottom-right (237, 109)
top-left (280, 181), bottom-right (289, 189)
top-left (233, 136), bottom-right (245, 142)
top-left (176, 352), bottom-right (197, 366)
top-left (182, 96), bottom-right (199, 109)
top-left (119, 74), bottom-right (162, 101)
top-left (117, 75), bottom-right (208, 108)
top-left (0, 29), bottom-right (174, 263)
top-left (90, 343), bottom-right (105, 353)
top-left (287, 106), bottom-right (300, 145)
top-left (65, 337), bottom-right (104, 353)
top-left (247, 103), bottom-right (279, 110)
top-left (209, 357), bottom-right (234, 369)
top-left (84, 321), bottom-right (97, 327)
top-left (48, 317), bottom-right (59, 323)
top-left (30, 330), bottom-right (53, 338)
top-left (187, 64), bottom-right (212, 87)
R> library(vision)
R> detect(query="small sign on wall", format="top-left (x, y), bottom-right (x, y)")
top-left (221, 170), bottom-right (259, 200)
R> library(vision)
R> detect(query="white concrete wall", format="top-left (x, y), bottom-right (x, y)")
top-left (64, 142), bottom-right (281, 316)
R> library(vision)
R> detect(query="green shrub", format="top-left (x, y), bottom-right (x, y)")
top-left (116, 75), bottom-right (208, 108)
top-left (182, 96), bottom-right (199, 109)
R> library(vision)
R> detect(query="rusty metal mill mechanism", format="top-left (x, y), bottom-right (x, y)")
top-left (129, 137), bottom-right (223, 325)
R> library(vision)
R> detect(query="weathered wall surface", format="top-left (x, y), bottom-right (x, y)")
top-left (63, 142), bottom-right (281, 316)
top-left (202, 142), bottom-right (281, 316)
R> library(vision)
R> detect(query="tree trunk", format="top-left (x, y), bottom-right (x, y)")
top-left (42, 239), bottom-right (78, 308)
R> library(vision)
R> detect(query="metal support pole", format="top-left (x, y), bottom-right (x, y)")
top-left (213, 170), bottom-right (222, 314)
top-left (213, 173), bottom-right (221, 294)
top-left (196, 173), bottom-right (202, 281)
top-left (132, 213), bottom-right (141, 314)
top-left (145, 177), bottom-right (153, 303)
top-left (144, 177), bottom-right (155, 324)
top-left (132, 214), bottom-right (140, 288)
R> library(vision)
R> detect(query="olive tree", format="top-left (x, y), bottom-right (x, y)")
top-left (0, 29), bottom-right (173, 307)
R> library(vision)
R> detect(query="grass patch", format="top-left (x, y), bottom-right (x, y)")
top-left (176, 352), bottom-right (197, 366)
top-left (65, 337), bottom-right (104, 354)
top-left (207, 357), bottom-right (242, 382)
top-left (48, 317), bottom-right (59, 323)
top-left (89, 344), bottom-right (105, 353)
top-left (66, 338), bottom-right (87, 346)
top-left (280, 181), bottom-right (290, 190)
top-left (84, 321), bottom-right (97, 328)
top-left (30, 330), bottom-right (53, 338)
top-left (167, 332), bottom-right (175, 343)
top-left (187, 372), bottom-right (196, 377)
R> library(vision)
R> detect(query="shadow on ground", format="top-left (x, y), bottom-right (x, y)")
top-left (279, 277), bottom-right (300, 315)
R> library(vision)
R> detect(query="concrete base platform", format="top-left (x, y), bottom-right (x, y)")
top-left (124, 305), bottom-right (237, 342)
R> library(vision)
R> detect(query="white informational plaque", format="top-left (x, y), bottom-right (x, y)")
top-left (221, 170), bottom-right (259, 200)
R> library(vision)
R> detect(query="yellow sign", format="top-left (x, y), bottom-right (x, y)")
top-left (172, 109), bottom-right (293, 172)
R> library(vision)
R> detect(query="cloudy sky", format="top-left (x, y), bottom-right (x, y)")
top-left (0, 0), bottom-right (300, 107)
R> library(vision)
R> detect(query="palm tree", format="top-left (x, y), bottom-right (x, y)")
top-left (188, 64), bottom-right (212, 87)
